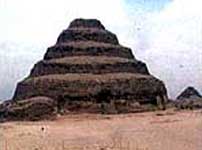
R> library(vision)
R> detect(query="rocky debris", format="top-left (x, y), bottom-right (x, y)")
top-left (0, 97), bottom-right (56, 121)
top-left (2, 18), bottom-right (168, 121)
top-left (165, 99), bottom-right (176, 109)
top-left (175, 87), bottom-right (202, 110)
top-left (175, 99), bottom-right (202, 110)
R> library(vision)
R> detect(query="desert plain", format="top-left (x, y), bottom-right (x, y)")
top-left (0, 109), bottom-right (202, 150)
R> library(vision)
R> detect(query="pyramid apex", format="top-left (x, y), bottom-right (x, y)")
top-left (69, 18), bottom-right (105, 29)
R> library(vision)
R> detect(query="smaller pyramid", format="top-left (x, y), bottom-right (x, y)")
top-left (177, 86), bottom-right (202, 100)
top-left (176, 87), bottom-right (202, 110)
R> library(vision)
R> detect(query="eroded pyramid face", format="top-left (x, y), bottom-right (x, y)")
top-left (12, 18), bottom-right (168, 113)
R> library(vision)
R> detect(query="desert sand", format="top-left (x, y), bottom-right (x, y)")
top-left (0, 109), bottom-right (202, 150)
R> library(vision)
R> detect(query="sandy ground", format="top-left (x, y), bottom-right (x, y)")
top-left (0, 109), bottom-right (202, 150)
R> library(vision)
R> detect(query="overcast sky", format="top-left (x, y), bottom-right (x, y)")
top-left (0, 0), bottom-right (202, 100)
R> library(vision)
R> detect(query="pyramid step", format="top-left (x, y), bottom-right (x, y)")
top-left (13, 73), bottom-right (165, 103)
top-left (56, 28), bottom-right (119, 45)
top-left (30, 56), bottom-right (149, 77)
top-left (68, 18), bottom-right (105, 30)
top-left (44, 41), bottom-right (134, 60)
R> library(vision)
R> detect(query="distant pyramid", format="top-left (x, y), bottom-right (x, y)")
top-left (177, 86), bottom-right (202, 100)
top-left (176, 87), bottom-right (202, 110)
top-left (1, 19), bottom-right (168, 121)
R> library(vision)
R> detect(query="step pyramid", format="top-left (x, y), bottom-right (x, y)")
top-left (12, 19), bottom-right (168, 114)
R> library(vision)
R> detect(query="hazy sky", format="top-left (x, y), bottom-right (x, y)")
top-left (0, 0), bottom-right (202, 100)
